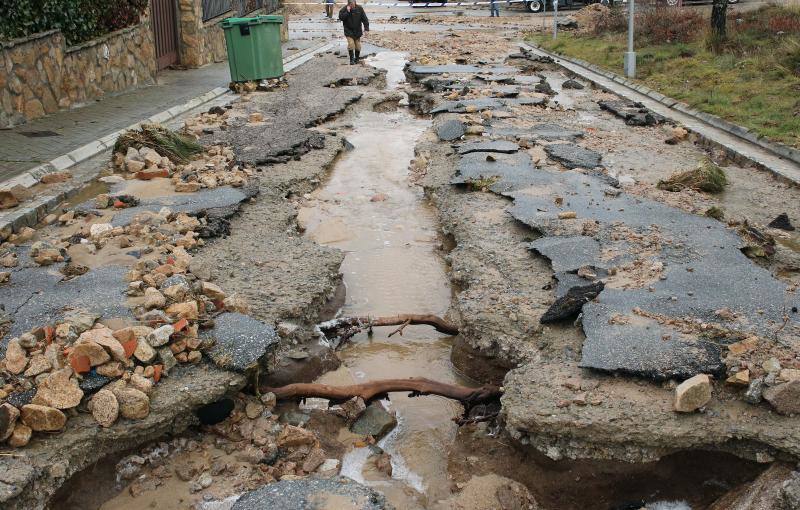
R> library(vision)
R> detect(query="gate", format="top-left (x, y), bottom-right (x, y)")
top-left (151, 0), bottom-right (179, 70)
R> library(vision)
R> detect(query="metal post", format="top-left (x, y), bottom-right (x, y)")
top-left (624, 0), bottom-right (636, 77)
top-left (552, 0), bottom-right (558, 40)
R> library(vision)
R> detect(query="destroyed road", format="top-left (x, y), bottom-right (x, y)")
top-left (1, 5), bottom-right (800, 510)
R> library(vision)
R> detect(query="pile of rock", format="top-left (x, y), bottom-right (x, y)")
top-left (112, 393), bottom-right (341, 503)
top-left (112, 140), bottom-right (252, 194)
top-left (171, 145), bottom-right (252, 192)
top-left (184, 108), bottom-right (230, 137)
top-left (0, 209), bottom-right (249, 447)
top-left (0, 311), bottom-right (160, 446)
top-left (116, 146), bottom-right (176, 181)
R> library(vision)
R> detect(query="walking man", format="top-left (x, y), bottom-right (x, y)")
top-left (325, 0), bottom-right (335, 20)
top-left (339, 0), bottom-right (369, 65)
top-left (489, 0), bottom-right (500, 17)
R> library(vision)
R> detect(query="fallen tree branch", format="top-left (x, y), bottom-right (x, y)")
top-left (388, 319), bottom-right (411, 337)
top-left (262, 377), bottom-right (501, 418)
top-left (316, 314), bottom-right (458, 348)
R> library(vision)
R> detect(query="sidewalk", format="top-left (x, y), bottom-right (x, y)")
top-left (0, 40), bottom-right (319, 183)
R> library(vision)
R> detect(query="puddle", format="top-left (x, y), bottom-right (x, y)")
top-left (300, 51), bottom-right (473, 507)
top-left (61, 179), bottom-right (110, 208)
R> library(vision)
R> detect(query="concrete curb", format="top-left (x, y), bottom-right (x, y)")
top-left (0, 41), bottom-right (334, 236)
top-left (521, 43), bottom-right (800, 184)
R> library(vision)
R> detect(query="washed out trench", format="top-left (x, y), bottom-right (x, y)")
top-left (298, 51), bottom-right (472, 509)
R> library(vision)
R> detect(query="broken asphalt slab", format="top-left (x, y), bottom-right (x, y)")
top-left (436, 119), bottom-right (466, 141)
top-left (598, 99), bottom-right (666, 127)
top-left (504, 167), bottom-right (799, 379)
top-left (105, 186), bottom-right (257, 228)
top-left (205, 55), bottom-right (382, 166)
top-left (406, 64), bottom-right (517, 80)
top-left (457, 140), bottom-right (519, 155)
top-left (0, 248), bottom-right (129, 345)
top-left (430, 97), bottom-right (547, 114)
top-left (205, 312), bottom-right (279, 372)
top-left (451, 151), bottom-right (537, 193)
top-left (543, 142), bottom-right (603, 169)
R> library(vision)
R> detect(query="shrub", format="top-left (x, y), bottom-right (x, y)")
top-left (0, 0), bottom-right (147, 46)
top-left (636, 4), bottom-right (705, 45)
top-left (591, 5), bottom-right (628, 36)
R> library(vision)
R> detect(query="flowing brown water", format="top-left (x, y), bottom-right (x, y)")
top-left (299, 51), bottom-right (471, 508)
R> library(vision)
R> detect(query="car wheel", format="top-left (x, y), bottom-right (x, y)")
top-left (666, 0), bottom-right (679, 6)
top-left (600, 0), bottom-right (612, 6)
top-left (527, 0), bottom-right (544, 12)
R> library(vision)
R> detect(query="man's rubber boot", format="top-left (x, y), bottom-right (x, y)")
top-left (355, 49), bottom-right (361, 63)
top-left (348, 50), bottom-right (355, 65)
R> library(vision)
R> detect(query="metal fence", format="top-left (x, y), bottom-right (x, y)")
top-left (236, 0), bottom-right (282, 13)
top-left (203, 0), bottom-right (282, 20)
top-left (202, 0), bottom-right (232, 21)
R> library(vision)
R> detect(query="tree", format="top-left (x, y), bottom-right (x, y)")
top-left (710, 0), bottom-right (728, 40)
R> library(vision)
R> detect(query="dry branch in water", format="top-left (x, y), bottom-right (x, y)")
top-left (262, 377), bottom-right (502, 421)
top-left (316, 314), bottom-right (458, 348)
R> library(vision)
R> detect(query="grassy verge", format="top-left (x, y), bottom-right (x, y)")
top-left (527, 5), bottom-right (800, 148)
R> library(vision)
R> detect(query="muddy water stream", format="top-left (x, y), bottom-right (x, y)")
top-left (299, 52), bottom-right (470, 508)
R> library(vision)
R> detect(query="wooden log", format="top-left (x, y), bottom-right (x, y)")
top-left (262, 377), bottom-right (501, 409)
top-left (316, 314), bottom-right (459, 348)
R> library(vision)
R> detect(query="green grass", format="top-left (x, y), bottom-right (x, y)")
top-left (527, 7), bottom-right (800, 148)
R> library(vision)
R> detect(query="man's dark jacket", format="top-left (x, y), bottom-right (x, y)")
top-left (339, 5), bottom-right (369, 38)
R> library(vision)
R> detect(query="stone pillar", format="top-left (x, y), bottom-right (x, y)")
top-left (178, 0), bottom-right (205, 68)
top-left (280, 8), bottom-right (289, 43)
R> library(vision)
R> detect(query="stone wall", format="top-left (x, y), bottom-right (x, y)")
top-left (0, 31), bottom-right (64, 128)
top-left (0, 22), bottom-right (157, 128)
top-left (62, 24), bottom-right (157, 107)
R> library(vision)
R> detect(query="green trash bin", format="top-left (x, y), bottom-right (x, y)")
top-left (222, 15), bottom-right (284, 82)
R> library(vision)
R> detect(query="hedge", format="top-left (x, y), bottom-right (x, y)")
top-left (0, 0), bottom-right (148, 46)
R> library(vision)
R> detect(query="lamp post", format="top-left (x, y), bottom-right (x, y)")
top-left (552, 0), bottom-right (558, 39)
top-left (624, 0), bottom-right (636, 77)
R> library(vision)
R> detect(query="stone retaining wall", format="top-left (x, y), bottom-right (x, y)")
top-left (62, 24), bottom-right (157, 108)
top-left (0, 22), bottom-right (157, 128)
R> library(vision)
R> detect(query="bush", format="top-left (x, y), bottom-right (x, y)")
top-left (636, 4), bottom-right (704, 45)
top-left (0, 0), bottom-right (147, 46)
top-left (590, 5), bottom-right (628, 36)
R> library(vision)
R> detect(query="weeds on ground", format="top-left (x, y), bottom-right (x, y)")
top-left (657, 158), bottom-right (728, 193)
top-left (114, 124), bottom-right (204, 164)
top-left (526, 5), bottom-right (800, 147)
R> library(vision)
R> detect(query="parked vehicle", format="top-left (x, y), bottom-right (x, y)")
top-left (524, 0), bottom-right (611, 13)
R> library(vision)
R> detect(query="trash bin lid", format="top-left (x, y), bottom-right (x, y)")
top-left (222, 15), bottom-right (283, 27)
